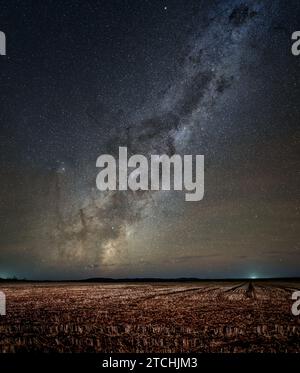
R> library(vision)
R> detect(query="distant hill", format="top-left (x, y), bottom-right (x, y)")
top-left (1, 277), bottom-right (300, 283)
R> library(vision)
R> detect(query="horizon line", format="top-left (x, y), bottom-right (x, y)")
top-left (1, 276), bottom-right (300, 283)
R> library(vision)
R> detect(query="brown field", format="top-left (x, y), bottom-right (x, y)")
top-left (0, 281), bottom-right (299, 353)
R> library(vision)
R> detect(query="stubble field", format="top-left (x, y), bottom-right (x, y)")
top-left (0, 281), bottom-right (299, 353)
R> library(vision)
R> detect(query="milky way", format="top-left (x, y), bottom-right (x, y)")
top-left (0, 0), bottom-right (299, 279)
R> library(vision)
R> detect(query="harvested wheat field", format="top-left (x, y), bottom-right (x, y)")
top-left (0, 281), bottom-right (299, 353)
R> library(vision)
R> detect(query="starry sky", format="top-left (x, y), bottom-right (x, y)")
top-left (0, 0), bottom-right (299, 280)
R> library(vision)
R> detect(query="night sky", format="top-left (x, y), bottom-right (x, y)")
top-left (0, 0), bottom-right (299, 280)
